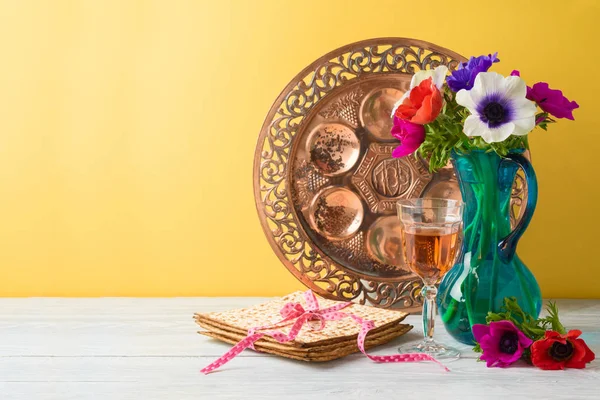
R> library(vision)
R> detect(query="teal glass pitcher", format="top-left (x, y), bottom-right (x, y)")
top-left (437, 149), bottom-right (542, 345)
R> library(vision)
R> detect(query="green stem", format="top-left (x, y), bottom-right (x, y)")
top-left (514, 261), bottom-right (537, 317)
top-left (485, 154), bottom-right (499, 311)
top-left (466, 191), bottom-right (481, 253)
top-left (462, 155), bottom-right (486, 328)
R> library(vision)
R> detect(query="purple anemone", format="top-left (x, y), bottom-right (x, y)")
top-left (473, 320), bottom-right (533, 368)
top-left (446, 53), bottom-right (499, 92)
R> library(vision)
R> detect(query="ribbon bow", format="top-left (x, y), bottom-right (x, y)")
top-left (201, 290), bottom-right (448, 374)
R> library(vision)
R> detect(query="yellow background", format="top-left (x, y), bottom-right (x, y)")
top-left (0, 0), bottom-right (599, 297)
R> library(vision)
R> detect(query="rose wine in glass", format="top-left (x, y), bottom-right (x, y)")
top-left (401, 226), bottom-right (460, 285)
top-left (397, 198), bottom-right (463, 359)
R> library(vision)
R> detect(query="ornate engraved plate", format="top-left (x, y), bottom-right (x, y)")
top-left (254, 38), bottom-right (527, 311)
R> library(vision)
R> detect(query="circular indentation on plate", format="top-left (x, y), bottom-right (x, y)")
top-left (360, 88), bottom-right (404, 140)
top-left (422, 179), bottom-right (461, 201)
top-left (307, 123), bottom-right (360, 176)
top-left (371, 158), bottom-right (412, 197)
top-left (366, 216), bottom-right (405, 267)
top-left (308, 187), bottom-right (364, 240)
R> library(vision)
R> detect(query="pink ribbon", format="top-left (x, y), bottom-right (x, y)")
top-left (201, 290), bottom-right (449, 374)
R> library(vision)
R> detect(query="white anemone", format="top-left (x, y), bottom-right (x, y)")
top-left (391, 65), bottom-right (448, 117)
top-left (456, 72), bottom-right (537, 143)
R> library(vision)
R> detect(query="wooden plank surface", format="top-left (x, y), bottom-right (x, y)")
top-left (1, 298), bottom-right (599, 399)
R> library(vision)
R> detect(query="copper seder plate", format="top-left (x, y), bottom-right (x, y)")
top-left (253, 38), bottom-right (528, 312)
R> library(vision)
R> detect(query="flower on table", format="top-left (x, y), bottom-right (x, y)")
top-left (474, 298), bottom-right (595, 371)
top-left (456, 72), bottom-right (537, 143)
top-left (446, 53), bottom-right (499, 92)
top-left (473, 320), bottom-right (533, 368)
top-left (393, 77), bottom-right (443, 125)
top-left (531, 330), bottom-right (595, 370)
top-left (391, 117), bottom-right (426, 157)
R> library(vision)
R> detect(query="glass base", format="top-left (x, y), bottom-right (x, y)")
top-left (398, 340), bottom-right (460, 360)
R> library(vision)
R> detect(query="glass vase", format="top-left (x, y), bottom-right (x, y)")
top-left (437, 149), bottom-right (542, 345)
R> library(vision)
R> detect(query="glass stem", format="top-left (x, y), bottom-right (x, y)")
top-left (422, 285), bottom-right (437, 343)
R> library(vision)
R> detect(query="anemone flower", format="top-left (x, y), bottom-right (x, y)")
top-left (455, 72), bottom-right (537, 143)
top-left (473, 321), bottom-right (533, 368)
top-left (446, 53), bottom-right (499, 92)
top-left (527, 82), bottom-right (579, 120)
top-left (391, 117), bottom-right (425, 157)
top-left (393, 77), bottom-right (443, 125)
top-left (391, 65), bottom-right (448, 117)
top-left (511, 70), bottom-right (579, 120)
top-left (531, 330), bottom-right (595, 370)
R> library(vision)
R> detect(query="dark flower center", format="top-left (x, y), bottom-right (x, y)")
top-left (499, 332), bottom-right (519, 354)
top-left (483, 102), bottom-right (506, 124)
top-left (550, 341), bottom-right (574, 361)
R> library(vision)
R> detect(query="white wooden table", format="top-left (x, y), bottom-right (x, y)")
top-left (1, 298), bottom-right (599, 399)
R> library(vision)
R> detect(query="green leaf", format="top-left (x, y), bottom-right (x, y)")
top-left (539, 301), bottom-right (567, 334)
top-left (482, 297), bottom-right (568, 342)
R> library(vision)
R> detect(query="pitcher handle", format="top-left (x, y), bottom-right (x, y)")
top-left (497, 153), bottom-right (538, 263)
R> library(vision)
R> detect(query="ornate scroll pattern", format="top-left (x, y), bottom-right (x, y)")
top-left (255, 39), bottom-right (465, 309)
top-left (510, 170), bottom-right (528, 227)
top-left (357, 279), bottom-right (423, 308)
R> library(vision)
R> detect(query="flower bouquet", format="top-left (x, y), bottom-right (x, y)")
top-left (390, 52), bottom-right (578, 169)
top-left (472, 298), bottom-right (595, 370)
top-left (388, 53), bottom-right (581, 345)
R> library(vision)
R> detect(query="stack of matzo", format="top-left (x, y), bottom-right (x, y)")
top-left (195, 291), bottom-right (412, 362)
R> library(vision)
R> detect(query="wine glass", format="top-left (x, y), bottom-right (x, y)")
top-left (397, 198), bottom-right (463, 359)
